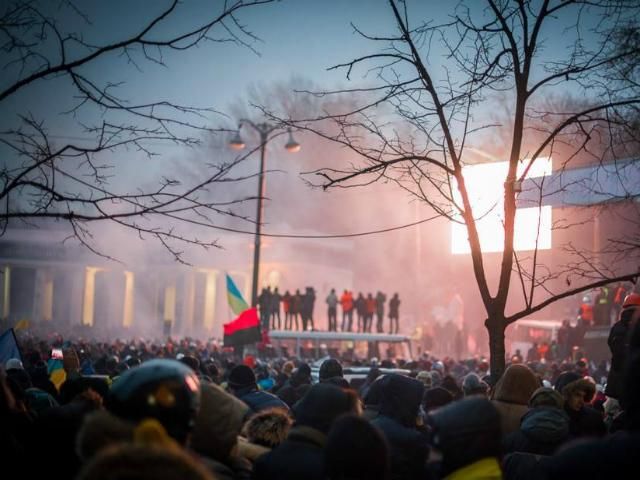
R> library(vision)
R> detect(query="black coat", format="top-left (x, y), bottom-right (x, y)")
top-left (545, 431), bottom-right (640, 479)
top-left (371, 374), bottom-right (429, 480)
top-left (252, 426), bottom-right (326, 480)
top-left (565, 405), bottom-right (606, 439)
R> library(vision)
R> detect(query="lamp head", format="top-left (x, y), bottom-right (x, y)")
top-left (229, 129), bottom-right (245, 150)
top-left (284, 128), bottom-right (301, 153)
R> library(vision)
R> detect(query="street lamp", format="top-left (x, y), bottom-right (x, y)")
top-left (229, 120), bottom-right (300, 308)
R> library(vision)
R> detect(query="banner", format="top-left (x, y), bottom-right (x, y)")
top-left (223, 307), bottom-right (261, 347)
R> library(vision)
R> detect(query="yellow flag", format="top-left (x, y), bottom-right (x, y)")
top-left (14, 319), bottom-right (30, 331)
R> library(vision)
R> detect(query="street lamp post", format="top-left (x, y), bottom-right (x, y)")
top-left (229, 120), bottom-right (300, 309)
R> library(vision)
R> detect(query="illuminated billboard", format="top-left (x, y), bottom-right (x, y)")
top-left (451, 158), bottom-right (552, 254)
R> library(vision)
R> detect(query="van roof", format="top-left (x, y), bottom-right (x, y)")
top-left (512, 319), bottom-right (563, 329)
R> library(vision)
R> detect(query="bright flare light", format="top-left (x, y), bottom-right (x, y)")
top-left (451, 158), bottom-right (552, 254)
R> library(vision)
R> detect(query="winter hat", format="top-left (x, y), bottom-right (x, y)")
top-left (228, 365), bottom-right (257, 389)
top-left (462, 373), bottom-right (489, 396)
top-left (297, 363), bottom-right (312, 377)
top-left (555, 372), bottom-right (596, 403)
top-left (293, 383), bottom-right (358, 434)
top-left (319, 358), bottom-right (343, 381)
top-left (423, 387), bottom-right (454, 412)
top-left (529, 387), bottom-right (564, 409)
top-left (553, 371), bottom-right (581, 394)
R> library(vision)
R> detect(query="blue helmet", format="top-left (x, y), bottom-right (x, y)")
top-left (107, 359), bottom-right (200, 445)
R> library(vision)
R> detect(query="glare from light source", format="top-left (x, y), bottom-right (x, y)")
top-left (229, 130), bottom-right (245, 150)
top-left (284, 128), bottom-right (301, 153)
top-left (451, 158), bottom-right (552, 254)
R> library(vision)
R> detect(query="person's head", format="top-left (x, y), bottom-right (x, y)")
top-left (491, 363), bottom-right (540, 405)
top-left (179, 355), bottom-right (200, 373)
top-left (107, 359), bottom-right (201, 445)
top-left (554, 371), bottom-right (595, 412)
top-left (319, 358), bottom-right (343, 382)
top-left (422, 386), bottom-right (454, 413)
top-left (462, 373), bottom-right (489, 397)
top-left (227, 364), bottom-right (257, 393)
top-left (427, 397), bottom-right (502, 477)
top-left (529, 387), bottom-right (564, 409)
top-left (293, 383), bottom-right (361, 434)
top-left (190, 382), bottom-right (249, 461)
top-left (76, 443), bottom-right (215, 480)
top-left (282, 361), bottom-right (295, 376)
top-left (5, 358), bottom-right (23, 371)
top-left (241, 408), bottom-right (292, 448)
top-left (377, 373), bottom-right (424, 426)
top-left (325, 415), bottom-right (390, 480)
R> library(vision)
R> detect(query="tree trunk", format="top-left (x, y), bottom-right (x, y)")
top-left (486, 317), bottom-right (507, 383)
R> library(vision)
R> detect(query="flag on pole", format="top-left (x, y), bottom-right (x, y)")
top-left (14, 318), bottom-right (30, 331)
top-left (0, 328), bottom-right (22, 364)
top-left (226, 273), bottom-right (249, 316)
top-left (223, 307), bottom-right (261, 347)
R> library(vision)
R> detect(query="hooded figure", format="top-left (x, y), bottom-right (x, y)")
top-left (490, 364), bottom-right (541, 435)
top-left (190, 382), bottom-right (252, 480)
top-left (502, 387), bottom-right (570, 456)
top-left (325, 415), bottom-right (390, 480)
top-left (554, 371), bottom-right (605, 439)
top-left (371, 374), bottom-right (429, 480)
top-left (427, 396), bottom-right (502, 479)
top-left (253, 383), bottom-right (360, 480)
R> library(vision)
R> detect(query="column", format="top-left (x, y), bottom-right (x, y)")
top-left (68, 267), bottom-right (85, 326)
top-left (34, 268), bottom-right (54, 322)
top-left (181, 272), bottom-right (196, 335)
top-left (122, 271), bottom-right (135, 328)
top-left (197, 269), bottom-right (218, 333)
top-left (82, 267), bottom-right (102, 326)
top-left (0, 266), bottom-right (10, 319)
top-left (164, 283), bottom-right (177, 324)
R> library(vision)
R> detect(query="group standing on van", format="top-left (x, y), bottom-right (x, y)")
top-left (257, 287), bottom-right (401, 334)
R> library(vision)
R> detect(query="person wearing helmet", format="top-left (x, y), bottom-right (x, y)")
top-left (107, 359), bottom-right (201, 445)
top-left (605, 292), bottom-right (640, 401)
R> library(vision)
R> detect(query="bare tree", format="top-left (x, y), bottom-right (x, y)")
top-left (0, 0), bottom-right (272, 262)
top-left (268, 0), bottom-right (640, 378)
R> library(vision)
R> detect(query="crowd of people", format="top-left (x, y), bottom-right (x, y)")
top-left (257, 286), bottom-right (401, 334)
top-left (1, 292), bottom-right (639, 479)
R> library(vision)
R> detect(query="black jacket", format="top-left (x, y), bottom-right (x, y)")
top-left (371, 374), bottom-right (428, 480)
top-left (252, 426), bottom-right (325, 480)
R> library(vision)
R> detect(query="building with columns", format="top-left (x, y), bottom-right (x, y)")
top-left (0, 221), bottom-right (355, 339)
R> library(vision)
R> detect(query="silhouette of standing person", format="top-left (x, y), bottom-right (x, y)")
top-left (389, 293), bottom-right (400, 334)
top-left (375, 291), bottom-right (386, 333)
top-left (326, 288), bottom-right (338, 331)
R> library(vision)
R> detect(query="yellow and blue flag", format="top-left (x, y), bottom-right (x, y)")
top-left (226, 273), bottom-right (249, 316)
